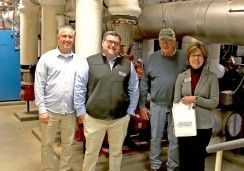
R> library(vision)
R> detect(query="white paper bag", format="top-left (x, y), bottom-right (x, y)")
top-left (172, 102), bottom-right (197, 137)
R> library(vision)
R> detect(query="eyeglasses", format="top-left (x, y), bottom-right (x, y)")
top-left (105, 39), bottom-right (120, 46)
top-left (190, 54), bottom-right (204, 59)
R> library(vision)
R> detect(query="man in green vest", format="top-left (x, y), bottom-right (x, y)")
top-left (74, 31), bottom-right (139, 171)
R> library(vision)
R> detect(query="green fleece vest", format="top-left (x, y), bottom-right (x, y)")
top-left (86, 53), bottom-right (131, 120)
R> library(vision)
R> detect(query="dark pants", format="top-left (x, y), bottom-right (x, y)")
top-left (178, 128), bottom-right (212, 171)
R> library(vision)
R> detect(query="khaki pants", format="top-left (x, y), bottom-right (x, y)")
top-left (82, 114), bottom-right (130, 171)
top-left (41, 111), bottom-right (76, 171)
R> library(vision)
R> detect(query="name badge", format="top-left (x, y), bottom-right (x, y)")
top-left (184, 77), bottom-right (191, 82)
top-left (119, 71), bottom-right (126, 77)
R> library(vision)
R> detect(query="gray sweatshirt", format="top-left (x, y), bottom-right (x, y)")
top-left (139, 50), bottom-right (186, 107)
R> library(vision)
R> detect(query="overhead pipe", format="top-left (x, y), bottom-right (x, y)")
top-left (138, 0), bottom-right (244, 45)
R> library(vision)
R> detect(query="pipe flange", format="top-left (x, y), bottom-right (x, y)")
top-left (108, 15), bottom-right (138, 25)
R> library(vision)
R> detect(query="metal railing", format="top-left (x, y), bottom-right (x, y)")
top-left (206, 138), bottom-right (244, 171)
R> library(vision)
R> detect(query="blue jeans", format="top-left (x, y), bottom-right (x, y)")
top-left (149, 102), bottom-right (179, 170)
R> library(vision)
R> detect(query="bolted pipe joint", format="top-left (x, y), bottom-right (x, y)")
top-left (105, 0), bottom-right (141, 46)
top-left (108, 15), bottom-right (137, 46)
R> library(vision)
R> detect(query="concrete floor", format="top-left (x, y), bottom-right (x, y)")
top-left (0, 101), bottom-right (244, 171)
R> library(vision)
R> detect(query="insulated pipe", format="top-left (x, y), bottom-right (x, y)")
top-left (75, 0), bottom-right (103, 57)
top-left (40, 0), bottom-right (66, 54)
top-left (107, 0), bottom-right (141, 17)
top-left (65, 0), bottom-right (75, 20)
top-left (182, 36), bottom-right (201, 52)
top-left (19, 0), bottom-right (39, 65)
top-left (138, 0), bottom-right (244, 45)
top-left (209, 44), bottom-right (225, 78)
top-left (55, 14), bottom-right (65, 28)
top-left (65, 0), bottom-right (76, 12)
top-left (142, 39), bottom-right (154, 59)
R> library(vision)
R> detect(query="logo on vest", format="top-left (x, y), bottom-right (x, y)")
top-left (119, 71), bottom-right (126, 77)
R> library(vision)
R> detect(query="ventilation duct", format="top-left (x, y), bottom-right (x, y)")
top-left (138, 0), bottom-right (244, 45)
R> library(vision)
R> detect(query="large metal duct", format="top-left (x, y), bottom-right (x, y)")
top-left (138, 0), bottom-right (244, 45)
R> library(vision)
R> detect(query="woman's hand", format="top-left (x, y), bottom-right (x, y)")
top-left (180, 96), bottom-right (196, 105)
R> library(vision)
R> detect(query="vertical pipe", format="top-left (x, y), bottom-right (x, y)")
top-left (209, 44), bottom-right (225, 78)
top-left (142, 39), bottom-right (154, 59)
top-left (41, 3), bottom-right (65, 54)
top-left (38, 35), bottom-right (41, 58)
top-left (75, 0), bottom-right (103, 57)
top-left (55, 14), bottom-right (65, 28)
top-left (19, 0), bottom-right (39, 65)
top-left (215, 151), bottom-right (223, 171)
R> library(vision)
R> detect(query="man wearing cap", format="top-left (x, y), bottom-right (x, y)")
top-left (139, 28), bottom-right (186, 171)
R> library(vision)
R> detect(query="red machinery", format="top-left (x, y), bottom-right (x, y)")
top-left (20, 82), bottom-right (35, 112)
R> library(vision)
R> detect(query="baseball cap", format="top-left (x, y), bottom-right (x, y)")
top-left (158, 28), bottom-right (176, 41)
